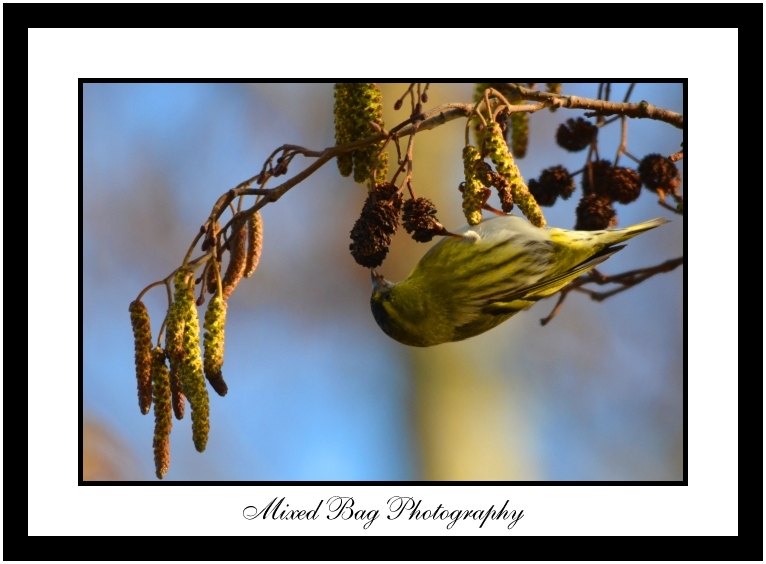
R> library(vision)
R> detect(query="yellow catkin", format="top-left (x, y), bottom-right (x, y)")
top-left (165, 272), bottom-right (187, 368)
top-left (169, 363), bottom-right (185, 420)
top-left (222, 221), bottom-right (247, 300)
top-left (244, 211), bottom-right (263, 279)
top-left (129, 300), bottom-right (153, 415)
top-left (343, 83), bottom-right (387, 185)
top-left (166, 270), bottom-right (189, 420)
top-left (174, 268), bottom-right (210, 452)
top-left (333, 83), bottom-right (354, 177)
top-left (175, 274), bottom-right (210, 452)
top-left (510, 112), bottom-right (529, 158)
top-left (474, 83), bottom-right (530, 156)
top-left (462, 145), bottom-right (486, 225)
top-left (151, 347), bottom-right (172, 479)
top-left (203, 294), bottom-right (228, 396)
top-left (482, 122), bottom-right (546, 227)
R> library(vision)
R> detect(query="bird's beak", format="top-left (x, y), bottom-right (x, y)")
top-left (371, 269), bottom-right (385, 290)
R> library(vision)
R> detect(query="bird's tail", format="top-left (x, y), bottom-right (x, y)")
top-left (604, 217), bottom-right (670, 245)
top-left (561, 217), bottom-right (669, 247)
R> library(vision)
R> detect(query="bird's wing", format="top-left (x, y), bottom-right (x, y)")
top-left (431, 235), bottom-right (554, 324)
top-left (477, 245), bottom-right (625, 315)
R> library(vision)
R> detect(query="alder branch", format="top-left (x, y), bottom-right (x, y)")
top-left (139, 87), bottom-right (683, 306)
top-left (504, 83), bottom-right (684, 129)
top-left (175, 88), bottom-right (683, 265)
top-left (138, 102), bottom-right (477, 298)
top-left (220, 104), bottom-right (476, 229)
top-left (540, 257), bottom-right (684, 326)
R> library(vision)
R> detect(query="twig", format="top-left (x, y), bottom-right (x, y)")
top-left (623, 83), bottom-right (636, 103)
top-left (539, 291), bottom-right (569, 326)
top-left (668, 150), bottom-right (684, 162)
top-left (614, 116), bottom-right (628, 165)
top-left (504, 83), bottom-right (683, 129)
top-left (655, 187), bottom-right (684, 215)
top-left (540, 257), bottom-right (684, 325)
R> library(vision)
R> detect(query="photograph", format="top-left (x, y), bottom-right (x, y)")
top-left (82, 82), bottom-right (684, 482)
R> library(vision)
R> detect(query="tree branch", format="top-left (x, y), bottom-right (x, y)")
top-left (540, 257), bottom-right (684, 325)
top-left (141, 88), bottom-right (684, 311)
top-left (505, 83), bottom-right (684, 129)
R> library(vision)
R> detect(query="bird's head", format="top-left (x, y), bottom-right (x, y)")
top-left (370, 269), bottom-right (396, 329)
top-left (369, 269), bottom-right (432, 347)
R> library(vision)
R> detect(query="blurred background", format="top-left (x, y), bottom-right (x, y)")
top-left (83, 83), bottom-right (683, 481)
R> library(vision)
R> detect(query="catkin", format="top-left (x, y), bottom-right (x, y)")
top-left (461, 145), bottom-right (487, 225)
top-left (169, 363), bottom-right (185, 420)
top-left (510, 112), bottom-right (529, 158)
top-left (244, 211), bottom-right (263, 279)
top-left (222, 221), bottom-right (247, 300)
top-left (334, 83), bottom-right (388, 185)
top-left (333, 83), bottom-right (353, 177)
top-left (129, 300), bottom-right (153, 415)
top-left (482, 122), bottom-right (546, 227)
top-left (165, 272), bottom-right (187, 367)
top-left (203, 294), bottom-right (228, 396)
top-left (151, 347), bottom-right (172, 479)
top-left (174, 268), bottom-right (210, 452)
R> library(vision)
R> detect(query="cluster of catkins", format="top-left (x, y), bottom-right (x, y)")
top-left (130, 212), bottom-right (263, 478)
top-left (462, 120), bottom-right (546, 228)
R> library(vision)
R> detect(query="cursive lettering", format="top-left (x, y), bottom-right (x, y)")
top-left (386, 496), bottom-right (524, 530)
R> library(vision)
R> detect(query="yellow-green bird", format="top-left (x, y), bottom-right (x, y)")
top-left (370, 215), bottom-right (668, 346)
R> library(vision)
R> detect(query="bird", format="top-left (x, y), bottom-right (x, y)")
top-left (370, 215), bottom-right (668, 346)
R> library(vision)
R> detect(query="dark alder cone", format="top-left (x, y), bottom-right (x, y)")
top-left (349, 183), bottom-right (403, 268)
top-left (402, 197), bottom-right (445, 243)
top-left (638, 154), bottom-right (681, 194)
top-left (606, 167), bottom-right (642, 204)
top-left (575, 194), bottom-right (617, 230)
top-left (528, 166), bottom-right (574, 207)
top-left (556, 117), bottom-right (597, 152)
top-left (581, 160), bottom-right (613, 197)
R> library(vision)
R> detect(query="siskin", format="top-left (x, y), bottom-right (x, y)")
top-left (370, 215), bottom-right (668, 346)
